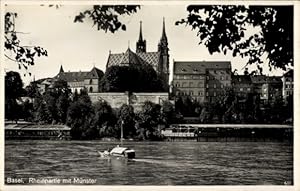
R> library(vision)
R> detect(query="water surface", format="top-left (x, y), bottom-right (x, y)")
top-left (5, 140), bottom-right (293, 185)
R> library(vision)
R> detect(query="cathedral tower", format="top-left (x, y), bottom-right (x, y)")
top-left (136, 21), bottom-right (146, 53)
top-left (158, 18), bottom-right (169, 90)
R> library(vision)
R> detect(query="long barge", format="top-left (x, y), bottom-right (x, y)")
top-left (5, 123), bottom-right (71, 140)
top-left (162, 124), bottom-right (293, 142)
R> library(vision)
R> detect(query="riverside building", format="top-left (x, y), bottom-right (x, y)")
top-left (172, 61), bottom-right (231, 102)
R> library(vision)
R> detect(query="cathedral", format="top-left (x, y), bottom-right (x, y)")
top-left (106, 19), bottom-right (170, 91)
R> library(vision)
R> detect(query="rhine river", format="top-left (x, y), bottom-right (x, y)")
top-left (5, 140), bottom-right (293, 185)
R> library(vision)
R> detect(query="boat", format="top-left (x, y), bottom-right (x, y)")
top-left (98, 121), bottom-right (136, 159)
top-left (98, 145), bottom-right (135, 159)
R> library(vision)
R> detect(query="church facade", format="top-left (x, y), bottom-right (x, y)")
top-left (106, 19), bottom-right (170, 91)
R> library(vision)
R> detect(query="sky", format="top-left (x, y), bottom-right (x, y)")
top-left (3, 3), bottom-right (288, 85)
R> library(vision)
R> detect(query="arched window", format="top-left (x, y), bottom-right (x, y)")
top-left (89, 79), bottom-right (93, 85)
top-left (89, 87), bottom-right (93, 93)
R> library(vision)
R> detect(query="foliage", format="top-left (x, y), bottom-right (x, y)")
top-left (100, 63), bottom-right (164, 92)
top-left (72, 88), bottom-right (92, 105)
top-left (175, 96), bottom-right (200, 117)
top-left (93, 101), bottom-right (118, 138)
top-left (135, 101), bottom-right (163, 140)
top-left (35, 80), bottom-right (71, 124)
top-left (5, 6), bottom-right (139, 71)
top-left (117, 104), bottom-right (136, 138)
top-left (161, 100), bottom-right (176, 125)
top-left (21, 100), bottom-right (34, 121)
top-left (67, 99), bottom-right (93, 139)
top-left (176, 5), bottom-right (293, 71)
top-left (25, 82), bottom-right (41, 98)
top-left (5, 99), bottom-right (22, 122)
top-left (5, 71), bottom-right (25, 122)
top-left (74, 5), bottom-right (140, 33)
top-left (4, 12), bottom-right (48, 72)
top-left (5, 71), bottom-right (25, 99)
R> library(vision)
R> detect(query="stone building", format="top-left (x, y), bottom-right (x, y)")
top-left (55, 65), bottom-right (104, 93)
top-left (172, 61), bottom-right (231, 102)
top-left (282, 69), bottom-right (293, 101)
top-left (106, 19), bottom-right (169, 91)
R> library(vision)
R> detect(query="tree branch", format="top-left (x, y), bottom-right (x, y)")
top-left (4, 54), bottom-right (19, 63)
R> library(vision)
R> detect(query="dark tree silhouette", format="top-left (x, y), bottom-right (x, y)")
top-left (4, 12), bottom-right (48, 72)
top-left (5, 71), bottom-right (25, 122)
top-left (176, 5), bottom-right (293, 72)
top-left (5, 5), bottom-right (140, 71)
top-left (117, 104), bottom-right (136, 138)
top-left (74, 5), bottom-right (140, 33)
top-left (100, 63), bottom-right (164, 92)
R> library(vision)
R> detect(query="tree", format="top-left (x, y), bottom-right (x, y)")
top-left (100, 63), bottom-right (164, 92)
top-left (5, 71), bottom-right (25, 122)
top-left (117, 104), bottom-right (136, 138)
top-left (135, 101), bottom-right (163, 140)
top-left (93, 101), bottom-right (117, 138)
top-left (161, 100), bottom-right (176, 126)
top-left (4, 12), bottom-right (48, 72)
top-left (5, 71), bottom-right (25, 99)
top-left (5, 5), bottom-right (139, 71)
top-left (66, 99), bottom-right (93, 139)
top-left (25, 82), bottom-right (41, 98)
top-left (176, 5), bottom-right (293, 72)
top-left (35, 79), bottom-right (71, 124)
top-left (34, 97), bottom-right (51, 124)
top-left (21, 100), bottom-right (34, 121)
top-left (74, 5), bottom-right (140, 33)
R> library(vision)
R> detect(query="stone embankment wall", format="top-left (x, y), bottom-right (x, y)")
top-left (88, 92), bottom-right (169, 111)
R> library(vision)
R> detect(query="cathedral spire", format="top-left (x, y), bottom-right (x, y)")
top-left (59, 65), bottom-right (64, 73)
top-left (136, 21), bottom-right (146, 53)
top-left (158, 17), bottom-right (168, 51)
top-left (158, 17), bottom-right (169, 92)
top-left (161, 17), bottom-right (167, 41)
top-left (139, 21), bottom-right (143, 41)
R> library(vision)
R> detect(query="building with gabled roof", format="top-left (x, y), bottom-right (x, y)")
top-left (172, 61), bottom-right (232, 102)
top-left (106, 19), bottom-right (169, 91)
top-left (55, 66), bottom-right (104, 93)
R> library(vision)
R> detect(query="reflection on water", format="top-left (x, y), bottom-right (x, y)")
top-left (5, 140), bottom-right (293, 185)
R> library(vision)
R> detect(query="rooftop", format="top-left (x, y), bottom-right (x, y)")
top-left (106, 48), bottom-right (160, 69)
top-left (173, 61), bottom-right (231, 74)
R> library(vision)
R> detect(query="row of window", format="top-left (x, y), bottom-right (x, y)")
top-left (206, 83), bottom-right (230, 88)
top-left (207, 75), bottom-right (230, 81)
top-left (175, 82), bottom-right (204, 88)
top-left (175, 82), bottom-right (230, 88)
top-left (285, 84), bottom-right (294, 89)
top-left (208, 70), bottom-right (231, 75)
top-left (176, 91), bottom-right (223, 97)
top-left (173, 75), bottom-right (205, 80)
top-left (235, 87), bottom-right (252, 92)
top-left (286, 91), bottom-right (293, 96)
top-left (173, 75), bottom-right (230, 80)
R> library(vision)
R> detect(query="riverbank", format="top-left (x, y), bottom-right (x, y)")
top-left (5, 122), bottom-right (293, 142)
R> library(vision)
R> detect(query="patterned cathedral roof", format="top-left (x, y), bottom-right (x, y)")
top-left (106, 48), bottom-right (160, 70)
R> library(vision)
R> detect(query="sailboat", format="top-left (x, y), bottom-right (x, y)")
top-left (98, 121), bottom-right (135, 159)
